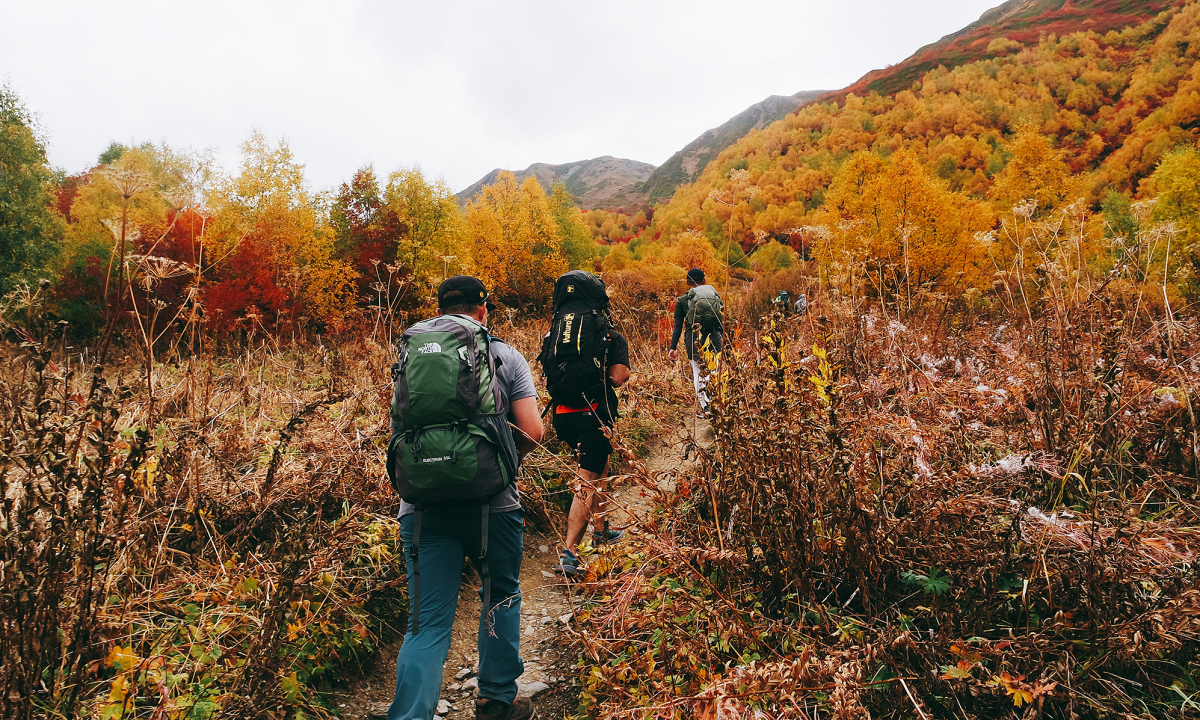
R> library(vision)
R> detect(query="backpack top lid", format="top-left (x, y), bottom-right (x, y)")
top-left (551, 271), bottom-right (609, 315)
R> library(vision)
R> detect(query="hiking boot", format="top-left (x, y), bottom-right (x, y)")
top-left (553, 549), bottom-right (583, 579)
top-left (592, 526), bottom-right (624, 546)
top-left (476, 696), bottom-right (535, 720)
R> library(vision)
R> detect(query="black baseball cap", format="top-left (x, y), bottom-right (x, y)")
top-left (438, 275), bottom-right (496, 311)
top-left (686, 268), bottom-right (705, 284)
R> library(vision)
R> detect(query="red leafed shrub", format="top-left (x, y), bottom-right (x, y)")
top-left (202, 241), bottom-right (290, 334)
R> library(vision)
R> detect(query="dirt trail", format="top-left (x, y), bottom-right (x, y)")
top-left (339, 416), bottom-right (711, 719)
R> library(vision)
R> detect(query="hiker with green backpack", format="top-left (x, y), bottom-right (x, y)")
top-left (668, 268), bottom-right (724, 414)
top-left (384, 276), bottom-right (543, 720)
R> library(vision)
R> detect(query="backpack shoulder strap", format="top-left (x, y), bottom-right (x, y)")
top-left (480, 332), bottom-right (504, 415)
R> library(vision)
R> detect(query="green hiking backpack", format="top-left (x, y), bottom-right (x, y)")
top-left (685, 284), bottom-right (724, 334)
top-left (387, 314), bottom-right (521, 636)
top-left (387, 315), bottom-right (518, 505)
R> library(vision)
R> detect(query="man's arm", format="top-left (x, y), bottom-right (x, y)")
top-left (608, 364), bottom-right (630, 387)
top-left (668, 295), bottom-right (687, 359)
top-left (509, 395), bottom-right (543, 460)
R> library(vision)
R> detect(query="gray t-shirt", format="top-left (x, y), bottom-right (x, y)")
top-left (398, 316), bottom-right (537, 517)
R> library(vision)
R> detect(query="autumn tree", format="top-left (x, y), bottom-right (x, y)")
top-left (464, 171), bottom-right (566, 309)
top-left (820, 150), bottom-right (993, 312)
top-left (1148, 146), bottom-right (1200, 298)
top-left (750, 239), bottom-right (797, 274)
top-left (58, 144), bottom-right (198, 344)
top-left (988, 127), bottom-right (1077, 218)
top-left (548, 182), bottom-right (603, 270)
top-left (384, 167), bottom-right (464, 300)
top-left (330, 167), bottom-right (406, 304)
top-left (0, 85), bottom-right (64, 293)
top-left (205, 132), bottom-right (353, 332)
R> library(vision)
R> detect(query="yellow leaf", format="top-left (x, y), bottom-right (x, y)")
top-left (1008, 687), bottom-right (1033, 707)
top-left (109, 675), bottom-right (129, 703)
top-left (940, 661), bottom-right (973, 680)
top-left (281, 671), bottom-right (302, 705)
top-left (106, 645), bottom-right (138, 672)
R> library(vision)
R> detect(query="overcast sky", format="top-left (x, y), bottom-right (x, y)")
top-left (2, 0), bottom-right (1000, 194)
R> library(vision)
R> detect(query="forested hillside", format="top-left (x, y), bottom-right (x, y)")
top-left (837, 0), bottom-right (1183, 100)
top-left (612, 0), bottom-right (1200, 311)
top-left (636, 90), bottom-right (827, 203)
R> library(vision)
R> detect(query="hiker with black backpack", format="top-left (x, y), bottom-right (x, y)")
top-left (668, 268), bottom-right (724, 414)
top-left (536, 271), bottom-right (631, 579)
top-left (384, 276), bottom-right (543, 720)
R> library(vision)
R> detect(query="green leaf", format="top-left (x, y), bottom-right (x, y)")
top-left (903, 568), bottom-right (951, 595)
top-left (281, 671), bottom-right (302, 705)
top-left (923, 568), bottom-right (951, 595)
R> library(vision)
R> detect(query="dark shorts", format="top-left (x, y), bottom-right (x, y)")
top-left (552, 410), bottom-right (613, 475)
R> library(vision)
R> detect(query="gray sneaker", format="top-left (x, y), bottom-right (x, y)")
top-left (553, 549), bottom-right (583, 579)
top-left (592, 526), bottom-right (625, 545)
top-left (476, 696), bottom-right (534, 720)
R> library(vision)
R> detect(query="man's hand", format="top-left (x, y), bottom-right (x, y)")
top-left (668, 349), bottom-right (678, 362)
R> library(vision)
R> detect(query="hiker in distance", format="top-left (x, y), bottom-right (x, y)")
top-left (794, 291), bottom-right (808, 317)
top-left (667, 268), bottom-right (724, 414)
top-left (385, 275), bottom-right (542, 720)
top-left (774, 288), bottom-right (791, 315)
top-left (537, 271), bottom-right (631, 579)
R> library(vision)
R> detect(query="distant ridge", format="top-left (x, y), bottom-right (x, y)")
top-left (827, 0), bottom-right (1182, 101)
top-left (455, 156), bottom-right (655, 210)
top-left (457, 90), bottom-right (827, 209)
top-left (637, 90), bottom-right (827, 203)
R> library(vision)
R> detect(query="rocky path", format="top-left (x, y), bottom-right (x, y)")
top-left (339, 416), bottom-right (710, 719)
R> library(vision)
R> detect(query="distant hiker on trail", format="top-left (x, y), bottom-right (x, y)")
top-left (384, 275), bottom-right (542, 720)
top-left (794, 292), bottom-right (808, 317)
top-left (537, 271), bottom-right (631, 580)
top-left (668, 268), bottom-right (723, 414)
top-left (774, 289), bottom-right (791, 315)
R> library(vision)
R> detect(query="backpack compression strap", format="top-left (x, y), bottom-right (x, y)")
top-left (410, 507), bottom-right (423, 635)
top-left (481, 334), bottom-right (504, 415)
top-left (479, 502), bottom-right (491, 634)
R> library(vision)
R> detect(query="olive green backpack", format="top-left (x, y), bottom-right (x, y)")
top-left (387, 314), bottom-right (519, 633)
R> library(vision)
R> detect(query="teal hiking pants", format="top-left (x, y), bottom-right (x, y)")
top-left (387, 510), bottom-right (525, 720)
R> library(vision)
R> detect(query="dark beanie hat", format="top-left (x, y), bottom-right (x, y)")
top-left (686, 268), bottom-right (705, 285)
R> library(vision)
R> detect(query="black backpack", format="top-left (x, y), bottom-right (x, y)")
top-left (538, 271), bottom-right (612, 410)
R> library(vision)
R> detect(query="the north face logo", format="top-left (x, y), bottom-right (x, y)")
top-left (417, 342), bottom-right (442, 354)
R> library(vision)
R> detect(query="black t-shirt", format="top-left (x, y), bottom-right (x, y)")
top-left (562, 329), bottom-right (629, 422)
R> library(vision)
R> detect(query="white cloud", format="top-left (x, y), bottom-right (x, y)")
top-left (2, 0), bottom-right (1000, 193)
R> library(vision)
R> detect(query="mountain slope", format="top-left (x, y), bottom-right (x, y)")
top-left (455, 156), bottom-right (655, 209)
top-left (830, 0), bottom-right (1183, 101)
top-left (637, 90), bottom-right (827, 203)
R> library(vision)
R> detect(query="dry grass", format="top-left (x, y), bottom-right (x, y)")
top-left (3, 278), bottom-right (1198, 719)
top-left (568, 295), bottom-right (1200, 719)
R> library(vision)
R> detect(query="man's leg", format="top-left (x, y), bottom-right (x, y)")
top-left (471, 511), bottom-right (526, 705)
top-left (689, 359), bottom-right (710, 410)
top-left (388, 513), bottom-right (464, 720)
top-left (564, 462), bottom-right (610, 550)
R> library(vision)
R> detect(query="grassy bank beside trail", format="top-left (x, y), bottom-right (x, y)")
top-left (571, 301), bottom-right (1200, 720)
top-left (2, 293), bottom-right (1198, 719)
top-left (1, 337), bottom-right (410, 720)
